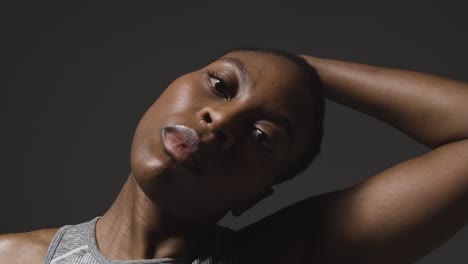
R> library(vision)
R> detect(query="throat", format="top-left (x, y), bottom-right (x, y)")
top-left (95, 175), bottom-right (215, 261)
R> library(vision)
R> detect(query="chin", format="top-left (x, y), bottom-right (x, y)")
top-left (130, 162), bottom-right (227, 222)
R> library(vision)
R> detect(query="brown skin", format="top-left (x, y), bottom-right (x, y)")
top-left (0, 229), bottom-right (58, 263)
top-left (1, 51), bottom-right (467, 264)
top-left (129, 51), bottom-right (314, 222)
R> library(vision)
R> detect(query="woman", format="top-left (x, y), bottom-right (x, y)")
top-left (1, 48), bottom-right (467, 263)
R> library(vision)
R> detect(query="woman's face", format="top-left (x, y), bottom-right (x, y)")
top-left (130, 50), bottom-right (314, 221)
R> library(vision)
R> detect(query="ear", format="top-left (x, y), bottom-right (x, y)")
top-left (231, 187), bottom-right (274, 217)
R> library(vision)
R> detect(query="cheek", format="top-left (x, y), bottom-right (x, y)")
top-left (155, 75), bottom-right (208, 114)
top-left (160, 87), bottom-right (196, 113)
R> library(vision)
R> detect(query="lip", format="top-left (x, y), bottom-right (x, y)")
top-left (161, 125), bottom-right (201, 174)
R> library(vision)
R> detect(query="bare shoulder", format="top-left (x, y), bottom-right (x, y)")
top-left (0, 228), bottom-right (59, 264)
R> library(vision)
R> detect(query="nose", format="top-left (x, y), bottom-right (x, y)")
top-left (197, 105), bottom-right (242, 151)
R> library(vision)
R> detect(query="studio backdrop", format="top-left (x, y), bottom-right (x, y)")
top-left (4, 1), bottom-right (468, 263)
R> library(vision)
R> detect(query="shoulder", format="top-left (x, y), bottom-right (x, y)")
top-left (0, 228), bottom-right (59, 264)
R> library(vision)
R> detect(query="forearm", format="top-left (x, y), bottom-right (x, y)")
top-left (301, 55), bottom-right (468, 148)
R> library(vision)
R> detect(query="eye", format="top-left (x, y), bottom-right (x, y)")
top-left (207, 71), bottom-right (230, 100)
top-left (252, 127), bottom-right (273, 153)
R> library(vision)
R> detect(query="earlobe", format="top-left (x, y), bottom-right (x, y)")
top-left (231, 187), bottom-right (274, 217)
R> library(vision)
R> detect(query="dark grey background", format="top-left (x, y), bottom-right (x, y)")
top-left (3, 1), bottom-right (467, 263)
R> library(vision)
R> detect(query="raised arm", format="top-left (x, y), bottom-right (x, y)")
top-left (301, 56), bottom-right (468, 262)
top-left (237, 56), bottom-right (468, 263)
top-left (302, 56), bottom-right (468, 148)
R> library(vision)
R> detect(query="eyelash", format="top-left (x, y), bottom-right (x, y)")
top-left (252, 127), bottom-right (273, 153)
top-left (207, 70), bottom-right (230, 100)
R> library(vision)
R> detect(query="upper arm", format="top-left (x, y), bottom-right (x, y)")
top-left (0, 228), bottom-right (58, 264)
top-left (237, 139), bottom-right (468, 263)
top-left (318, 139), bottom-right (468, 263)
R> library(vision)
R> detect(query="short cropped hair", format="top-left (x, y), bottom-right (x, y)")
top-left (219, 48), bottom-right (325, 184)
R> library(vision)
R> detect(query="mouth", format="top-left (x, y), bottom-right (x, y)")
top-left (161, 125), bottom-right (201, 175)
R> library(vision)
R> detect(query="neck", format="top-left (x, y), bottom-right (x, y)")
top-left (96, 174), bottom-right (214, 261)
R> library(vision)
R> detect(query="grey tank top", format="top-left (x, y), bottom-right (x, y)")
top-left (43, 217), bottom-right (238, 264)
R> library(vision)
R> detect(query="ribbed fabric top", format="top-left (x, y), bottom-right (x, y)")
top-left (43, 218), bottom-right (238, 264)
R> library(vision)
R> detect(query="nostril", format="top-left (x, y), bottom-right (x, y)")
top-left (202, 112), bottom-right (212, 123)
top-left (213, 130), bottom-right (228, 143)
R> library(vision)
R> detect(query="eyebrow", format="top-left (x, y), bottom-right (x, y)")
top-left (216, 57), bottom-right (251, 83)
